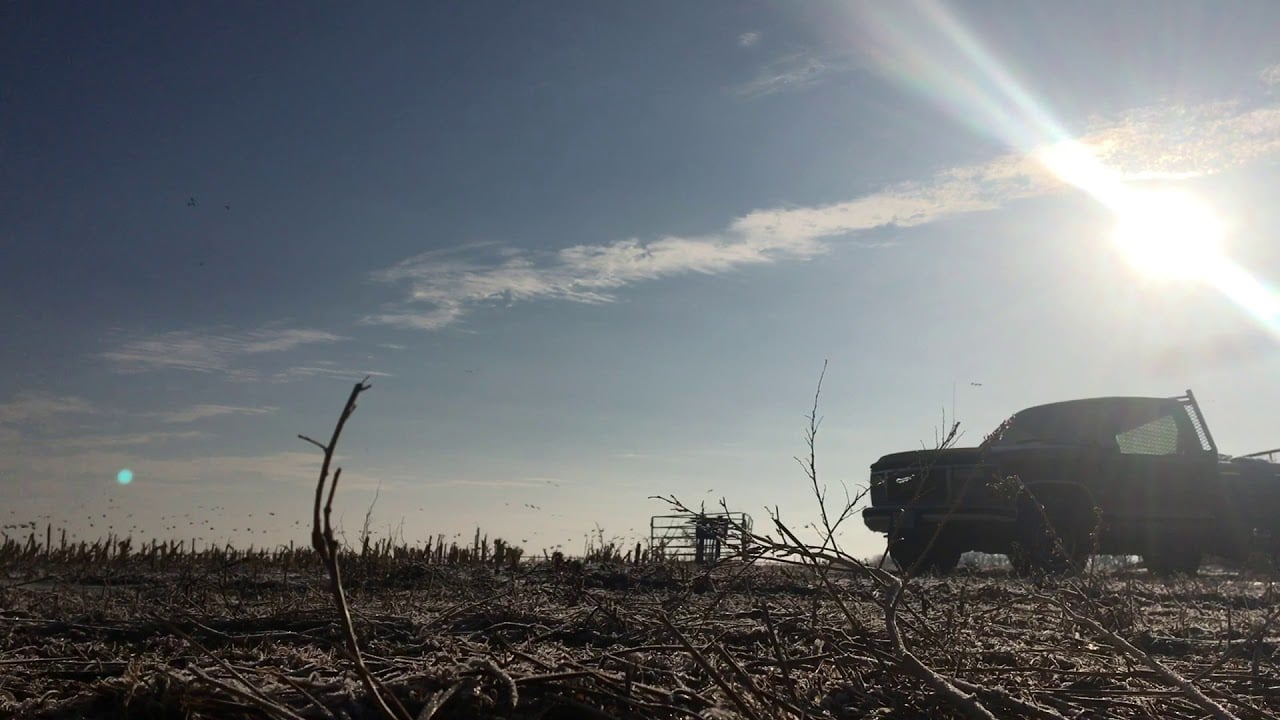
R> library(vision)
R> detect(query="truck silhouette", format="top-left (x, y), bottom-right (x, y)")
top-left (862, 391), bottom-right (1280, 575)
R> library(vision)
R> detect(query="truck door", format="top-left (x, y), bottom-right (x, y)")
top-left (1107, 409), bottom-right (1216, 549)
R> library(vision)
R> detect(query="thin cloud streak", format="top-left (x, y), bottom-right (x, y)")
top-left (152, 404), bottom-right (278, 424)
top-left (0, 392), bottom-right (96, 425)
top-left (440, 479), bottom-right (559, 488)
top-left (270, 366), bottom-right (393, 383)
top-left (61, 431), bottom-right (205, 449)
top-left (730, 51), bottom-right (847, 99)
top-left (103, 326), bottom-right (345, 376)
top-left (367, 230), bottom-right (828, 331)
top-left (369, 94), bottom-right (1280, 333)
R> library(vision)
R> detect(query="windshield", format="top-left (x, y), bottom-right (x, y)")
top-left (983, 411), bottom-right (1101, 448)
top-left (984, 399), bottom-right (1191, 454)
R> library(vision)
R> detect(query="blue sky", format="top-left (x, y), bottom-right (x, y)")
top-left (4, 1), bottom-right (1280, 557)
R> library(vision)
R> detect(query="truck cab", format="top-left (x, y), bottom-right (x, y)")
top-left (863, 391), bottom-right (1280, 575)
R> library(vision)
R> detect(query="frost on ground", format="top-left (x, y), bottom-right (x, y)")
top-left (2, 554), bottom-right (1278, 720)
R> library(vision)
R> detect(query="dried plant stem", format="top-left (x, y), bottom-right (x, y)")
top-left (183, 666), bottom-right (309, 720)
top-left (758, 601), bottom-right (803, 709)
top-left (947, 677), bottom-right (1069, 720)
top-left (657, 611), bottom-right (762, 720)
top-left (302, 379), bottom-right (410, 720)
top-left (1052, 596), bottom-right (1244, 720)
top-left (883, 577), bottom-right (998, 720)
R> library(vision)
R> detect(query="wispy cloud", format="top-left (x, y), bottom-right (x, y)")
top-left (365, 158), bottom-right (1037, 331)
top-left (103, 326), bottom-right (344, 377)
top-left (729, 50), bottom-right (848, 99)
top-left (728, 155), bottom-right (1043, 246)
top-left (0, 392), bottom-right (96, 425)
top-left (0, 392), bottom-right (100, 450)
top-left (1082, 100), bottom-right (1280, 178)
top-left (61, 431), bottom-right (205, 449)
top-left (152, 404), bottom-right (278, 424)
top-left (737, 31), bottom-right (761, 48)
top-left (1262, 64), bottom-right (1280, 89)
top-left (440, 478), bottom-right (560, 488)
top-left (270, 366), bottom-right (392, 383)
top-left (369, 90), bottom-right (1280, 333)
top-left (366, 228), bottom-right (829, 330)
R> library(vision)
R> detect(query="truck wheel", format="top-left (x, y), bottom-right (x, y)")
top-left (889, 532), bottom-right (962, 575)
top-left (1011, 499), bottom-right (1090, 576)
top-left (1144, 548), bottom-right (1201, 577)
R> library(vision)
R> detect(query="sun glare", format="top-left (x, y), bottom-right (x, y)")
top-left (852, 6), bottom-right (1280, 338)
top-left (1038, 142), bottom-right (1229, 282)
top-left (1111, 189), bottom-right (1225, 281)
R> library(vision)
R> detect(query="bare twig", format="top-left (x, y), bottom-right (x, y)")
top-left (303, 379), bottom-right (410, 720)
top-left (1194, 601), bottom-right (1280, 685)
top-left (297, 434), bottom-right (327, 452)
top-left (948, 677), bottom-right (1069, 720)
top-left (758, 601), bottom-right (803, 710)
top-left (182, 666), bottom-right (309, 720)
top-left (882, 577), bottom-right (998, 720)
top-left (418, 678), bottom-right (472, 720)
top-left (1051, 595), bottom-right (1243, 720)
top-left (795, 360), bottom-right (835, 551)
top-left (657, 611), bottom-right (762, 720)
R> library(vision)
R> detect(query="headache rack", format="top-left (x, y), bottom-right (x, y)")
top-left (1177, 389), bottom-right (1218, 454)
top-left (1240, 448), bottom-right (1280, 462)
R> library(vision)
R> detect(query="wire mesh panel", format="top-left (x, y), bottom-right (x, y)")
top-left (1115, 414), bottom-right (1181, 455)
top-left (649, 512), bottom-right (752, 564)
top-left (1181, 401), bottom-right (1214, 452)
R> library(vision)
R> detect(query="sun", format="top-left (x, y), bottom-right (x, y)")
top-left (1111, 188), bottom-right (1225, 281)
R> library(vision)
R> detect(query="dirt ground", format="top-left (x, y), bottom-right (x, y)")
top-left (3, 556), bottom-right (1280, 719)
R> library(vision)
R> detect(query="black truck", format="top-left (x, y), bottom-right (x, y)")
top-left (862, 391), bottom-right (1280, 575)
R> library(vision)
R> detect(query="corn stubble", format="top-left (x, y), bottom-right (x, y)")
top-left (2, 379), bottom-right (1278, 719)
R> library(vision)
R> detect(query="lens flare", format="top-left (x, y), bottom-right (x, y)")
top-left (854, 1), bottom-right (1280, 339)
top-left (117, 469), bottom-right (133, 485)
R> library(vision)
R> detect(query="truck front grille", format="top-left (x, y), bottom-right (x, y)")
top-left (872, 468), bottom-right (948, 505)
top-left (870, 465), bottom-right (997, 506)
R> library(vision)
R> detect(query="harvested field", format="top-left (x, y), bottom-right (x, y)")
top-left (6, 381), bottom-right (1276, 720)
top-left (4, 549), bottom-right (1280, 720)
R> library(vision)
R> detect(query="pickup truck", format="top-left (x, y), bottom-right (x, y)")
top-left (862, 391), bottom-right (1280, 575)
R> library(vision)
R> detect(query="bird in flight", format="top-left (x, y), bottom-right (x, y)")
top-left (187, 197), bottom-right (197, 207)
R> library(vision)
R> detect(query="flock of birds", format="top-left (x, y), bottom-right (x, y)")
top-left (0, 194), bottom-right (683, 557)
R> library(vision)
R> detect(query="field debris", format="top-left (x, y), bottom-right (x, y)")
top-left (4, 554), bottom-right (1280, 719)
